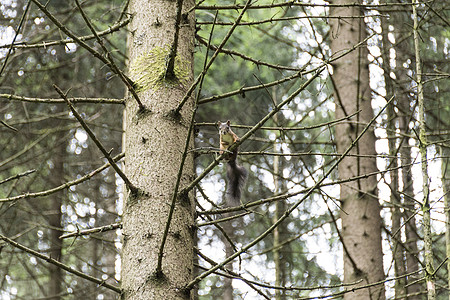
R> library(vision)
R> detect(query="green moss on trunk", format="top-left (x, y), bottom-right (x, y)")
top-left (129, 45), bottom-right (190, 92)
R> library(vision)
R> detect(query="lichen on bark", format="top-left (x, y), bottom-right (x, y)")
top-left (129, 45), bottom-right (190, 92)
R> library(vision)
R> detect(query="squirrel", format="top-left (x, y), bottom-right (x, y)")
top-left (217, 120), bottom-right (248, 205)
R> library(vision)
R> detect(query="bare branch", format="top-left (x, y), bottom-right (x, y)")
top-left (60, 222), bottom-right (122, 239)
top-left (1, 94), bottom-right (124, 104)
top-left (53, 84), bottom-right (137, 194)
top-left (0, 1), bottom-right (31, 77)
top-left (29, 0), bottom-right (143, 110)
top-left (173, 0), bottom-right (254, 115)
top-left (0, 233), bottom-right (121, 293)
top-left (185, 96), bottom-right (394, 289)
top-left (0, 153), bottom-right (124, 203)
top-left (0, 17), bottom-right (131, 50)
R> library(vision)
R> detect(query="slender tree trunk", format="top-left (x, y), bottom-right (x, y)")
top-left (412, 1), bottom-right (434, 298)
top-left (273, 144), bottom-right (285, 300)
top-left (48, 106), bottom-right (65, 300)
top-left (223, 230), bottom-right (234, 300)
top-left (392, 11), bottom-right (421, 295)
top-left (380, 12), bottom-right (406, 299)
top-left (330, 1), bottom-right (385, 298)
top-left (121, 0), bottom-right (196, 299)
top-left (398, 95), bottom-right (422, 299)
top-left (222, 196), bottom-right (235, 300)
top-left (272, 89), bottom-right (286, 300)
top-left (442, 146), bottom-right (450, 300)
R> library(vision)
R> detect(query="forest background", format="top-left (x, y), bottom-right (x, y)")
top-left (0, 0), bottom-right (449, 299)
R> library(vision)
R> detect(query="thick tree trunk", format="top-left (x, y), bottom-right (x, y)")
top-left (121, 0), bottom-right (196, 299)
top-left (329, 1), bottom-right (385, 298)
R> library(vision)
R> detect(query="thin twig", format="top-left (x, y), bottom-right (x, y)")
top-left (0, 0), bottom-right (31, 77)
top-left (0, 131), bottom-right (50, 168)
top-left (0, 153), bottom-right (124, 203)
top-left (194, 1), bottom-right (431, 10)
top-left (197, 14), bottom-right (385, 26)
top-left (195, 34), bottom-right (302, 72)
top-left (196, 249), bottom-right (270, 299)
top-left (0, 233), bottom-right (121, 293)
top-left (180, 67), bottom-right (325, 197)
top-left (185, 96), bottom-right (394, 289)
top-left (0, 17), bottom-right (131, 49)
top-left (155, 104), bottom-right (196, 274)
top-left (30, 0), bottom-right (143, 110)
top-left (195, 110), bottom-right (360, 131)
top-left (53, 85), bottom-right (137, 194)
top-left (0, 169), bottom-right (35, 185)
top-left (173, 0), bottom-right (254, 115)
top-left (199, 158), bottom-right (420, 216)
top-left (60, 222), bottom-right (122, 239)
top-left (1, 120), bottom-right (18, 131)
top-left (197, 211), bottom-right (252, 227)
top-left (197, 32), bottom-right (376, 105)
top-left (74, 0), bottom-right (144, 110)
top-left (197, 248), bottom-right (365, 292)
top-left (164, 0), bottom-right (184, 80)
top-left (298, 269), bottom-right (423, 300)
top-left (1, 93), bottom-right (124, 104)
top-left (156, 11), bottom-right (219, 272)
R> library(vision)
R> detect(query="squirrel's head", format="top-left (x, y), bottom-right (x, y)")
top-left (217, 120), bottom-right (232, 135)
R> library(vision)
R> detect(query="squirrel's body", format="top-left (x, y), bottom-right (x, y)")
top-left (217, 120), bottom-right (247, 205)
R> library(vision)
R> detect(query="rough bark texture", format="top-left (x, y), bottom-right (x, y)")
top-left (329, 1), bottom-right (385, 298)
top-left (121, 0), bottom-right (196, 299)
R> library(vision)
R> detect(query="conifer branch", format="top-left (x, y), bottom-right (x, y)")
top-left (0, 233), bottom-right (121, 293)
top-left (54, 84), bottom-right (137, 194)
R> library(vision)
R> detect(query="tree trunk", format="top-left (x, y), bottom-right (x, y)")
top-left (393, 10), bottom-right (421, 297)
top-left (223, 229), bottom-right (234, 300)
top-left (48, 106), bottom-right (65, 300)
top-left (329, 1), bottom-right (385, 298)
top-left (442, 146), bottom-right (450, 300)
top-left (412, 2), bottom-right (434, 298)
top-left (121, 0), bottom-right (196, 299)
top-left (380, 13), bottom-right (406, 299)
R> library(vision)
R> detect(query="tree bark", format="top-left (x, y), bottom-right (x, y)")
top-left (442, 146), bottom-right (450, 300)
top-left (412, 1), bottom-right (434, 298)
top-left (380, 12), bottom-right (406, 299)
top-left (393, 10), bottom-right (421, 297)
top-left (121, 0), bottom-right (196, 299)
top-left (329, 1), bottom-right (385, 298)
top-left (222, 229), bottom-right (234, 300)
top-left (47, 106), bottom-right (65, 300)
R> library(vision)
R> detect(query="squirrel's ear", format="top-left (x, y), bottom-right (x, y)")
top-left (226, 120), bottom-right (231, 126)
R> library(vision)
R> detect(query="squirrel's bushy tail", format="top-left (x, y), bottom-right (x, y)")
top-left (226, 160), bottom-right (248, 205)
